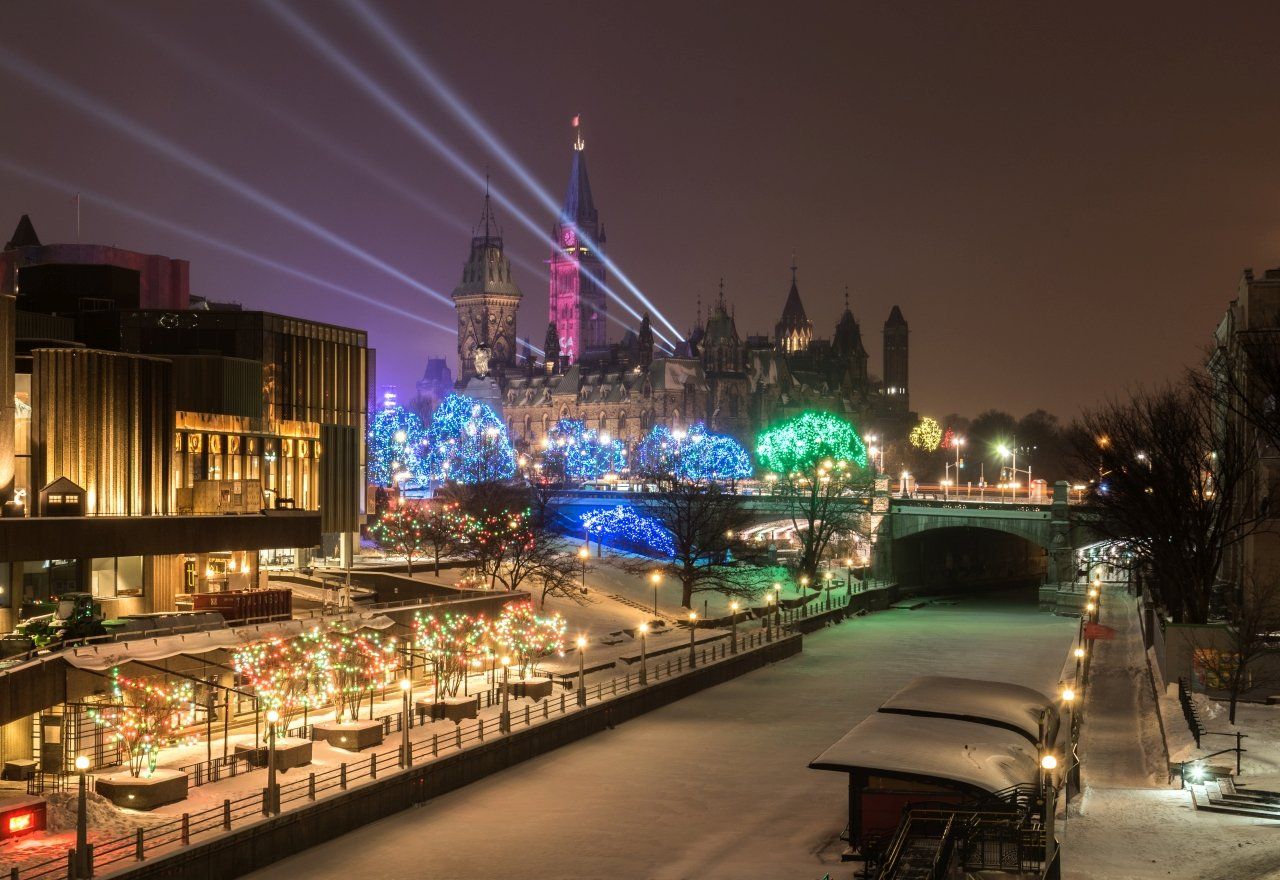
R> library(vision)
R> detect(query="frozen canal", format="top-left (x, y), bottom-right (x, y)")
top-left (247, 591), bottom-right (1075, 880)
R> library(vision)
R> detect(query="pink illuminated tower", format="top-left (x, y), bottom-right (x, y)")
top-left (548, 116), bottom-right (607, 364)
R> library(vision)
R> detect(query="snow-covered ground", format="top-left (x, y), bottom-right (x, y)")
top-left (242, 589), bottom-right (1074, 880)
top-left (1064, 589), bottom-right (1280, 880)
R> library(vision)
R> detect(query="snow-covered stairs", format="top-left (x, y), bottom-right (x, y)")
top-left (1190, 778), bottom-right (1280, 819)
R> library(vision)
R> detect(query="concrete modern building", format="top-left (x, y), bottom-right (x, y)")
top-left (0, 215), bottom-right (369, 629)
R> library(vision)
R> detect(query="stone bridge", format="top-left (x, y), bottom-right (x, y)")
top-left (550, 481), bottom-right (1099, 611)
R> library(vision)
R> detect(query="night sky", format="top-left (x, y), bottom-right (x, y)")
top-left (3, 1), bottom-right (1279, 420)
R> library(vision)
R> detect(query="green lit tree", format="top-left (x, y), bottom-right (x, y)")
top-left (756, 411), bottom-right (875, 584)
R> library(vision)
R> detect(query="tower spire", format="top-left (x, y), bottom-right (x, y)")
top-left (844, 284), bottom-right (850, 312)
top-left (572, 114), bottom-right (585, 152)
top-left (790, 250), bottom-right (797, 285)
top-left (717, 277), bottom-right (726, 311)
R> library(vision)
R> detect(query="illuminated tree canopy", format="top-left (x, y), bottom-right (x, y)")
top-left (755, 410), bottom-right (868, 474)
top-left (367, 404), bottom-right (428, 487)
top-left (88, 669), bottom-right (195, 777)
top-left (634, 422), bottom-right (752, 482)
top-left (541, 418), bottom-right (626, 482)
top-left (423, 393), bottom-right (517, 484)
top-left (581, 504), bottom-right (676, 556)
top-left (910, 416), bottom-right (943, 452)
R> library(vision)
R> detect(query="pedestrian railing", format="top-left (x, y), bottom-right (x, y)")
top-left (7, 596), bottom-right (847, 880)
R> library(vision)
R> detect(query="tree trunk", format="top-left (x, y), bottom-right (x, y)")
top-left (406, 555), bottom-right (414, 576)
top-left (434, 549), bottom-right (440, 575)
top-left (681, 579), bottom-right (694, 609)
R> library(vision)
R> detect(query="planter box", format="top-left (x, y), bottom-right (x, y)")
top-left (505, 677), bottom-right (553, 701)
top-left (312, 720), bottom-right (384, 751)
top-left (96, 769), bottom-right (188, 810)
top-left (235, 738), bottom-right (313, 771)
top-left (417, 695), bottom-right (479, 724)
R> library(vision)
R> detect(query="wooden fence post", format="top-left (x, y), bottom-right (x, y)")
top-left (340, 763), bottom-right (348, 790)
top-left (308, 772), bottom-right (316, 800)
top-left (136, 826), bottom-right (145, 860)
top-left (370, 752), bottom-right (377, 780)
top-left (181, 813), bottom-right (190, 845)
top-left (223, 798), bottom-right (231, 830)
top-left (432, 733), bottom-right (439, 756)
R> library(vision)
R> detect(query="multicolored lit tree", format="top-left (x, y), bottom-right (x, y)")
top-left (369, 500), bottom-right (468, 575)
top-left (318, 628), bottom-right (397, 722)
top-left (367, 404), bottom-right (429, 487)
top-left (539, 419), bottom-right (626, 483)
top-left (492, 601), bottom-right (567, 677)
top-left (756, 410), bottom-right (873, 582)
top-left (422, 393), bottom-right (517, 484)
top-left (581, 505), bottom-right (675, 556)
top-left (88, 669), bottom-right (195, 777)
top-left (233, 632), bottom-right (329, 732)
top-left (413, 611), bottom-right (493, 697)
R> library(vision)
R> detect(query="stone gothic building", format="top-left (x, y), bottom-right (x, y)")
top-left (451, 120), bottom-right (915, 451)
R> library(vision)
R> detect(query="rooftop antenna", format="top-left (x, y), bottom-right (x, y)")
top-left (790, 250), bottom-right (797, 284)
top-left (718, 277), bottom-right (726, 310)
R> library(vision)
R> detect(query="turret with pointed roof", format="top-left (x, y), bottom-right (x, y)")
top-left (453, 180), bottom-right (523, 382)
top-left (774, 256), bottom-right (813, 354)
top-left (543, 322), bottom-right (560, 374)
top-left (549, 115), bottom-right (609, 365)
top-left (833, 286), bottom-right (869, 383)
top-left (5, 214), bottom-right (40, 250)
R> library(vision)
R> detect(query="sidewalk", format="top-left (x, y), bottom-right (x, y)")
top-left (1062, 591), bottom-right (1280, 880)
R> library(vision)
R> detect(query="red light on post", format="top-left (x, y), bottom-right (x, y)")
top-left (7, 811), bottom-right (32, 833)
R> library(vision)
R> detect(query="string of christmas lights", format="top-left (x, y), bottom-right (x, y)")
top-left (634, 422), bottom-right (753, 482)
top-left (87, 668), bottom-right (196, 777)
top-left (755, 410), bottom-right (868, 475)
top-left (539, 418), bottom-right (626, 482)
top-left (580, 504), bottom-right (676, 556)
top-left (491, 600), bottom-right (567, 677)
top-left (367, 403), bottom-right (429, 486)
top-left (422, 393), bottom-right (517, 484)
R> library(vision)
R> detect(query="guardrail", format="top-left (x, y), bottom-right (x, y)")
top-left (8, 596), bottom-right (843, 880)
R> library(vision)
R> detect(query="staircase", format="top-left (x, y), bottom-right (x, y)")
top-left (605, 592), bottom-right (677, 623)
top-left (1190, 777), bottom-right (1280, 819)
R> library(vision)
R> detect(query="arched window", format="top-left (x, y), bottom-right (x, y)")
top-left (618, 411), bottom-right (629, 439)
top-left (598, 412), bottom-right (606, 432)
top-left (524, 415), bottom-right (533, 438)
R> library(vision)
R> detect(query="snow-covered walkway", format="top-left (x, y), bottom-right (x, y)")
top-left (1077, 589), bottom-right (1166, 790)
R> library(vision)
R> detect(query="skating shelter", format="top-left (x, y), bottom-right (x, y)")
top-left (809, 677), bottom-right (1055, 852)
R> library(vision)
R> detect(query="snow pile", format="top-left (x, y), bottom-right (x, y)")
top-left (42, 788), bottom-right (161, 835)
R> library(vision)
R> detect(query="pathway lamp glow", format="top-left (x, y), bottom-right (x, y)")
top-left (688, 611), bottom-right (698, 668)
top-left (729, 601), bottom-right (739, 654)
top-left (400, 678), bottom-right (412, 766)
top-left (499, 657), bottom-right (512, 734)
top-left (74, 754), bottom-right (90, 877)
top-left (578, 545), bottom-right (589, 593)
top-left (650, 570), bottom-right (661, 614)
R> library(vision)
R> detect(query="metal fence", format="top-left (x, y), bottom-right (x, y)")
top-left (8, 595), bottom-right (844, 880)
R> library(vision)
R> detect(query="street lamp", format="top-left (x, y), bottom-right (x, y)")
top-left (688, 611), bottom-right (698, 668)
top-left (729, 601), bottom-right (739, 654)
top-left (399, 678), bottom-right (412, 767)
top-left (650, 570), bottom-right (661, 615)
top-left (578, 545), bottom-right (589, 593)
top-left (1041, 753), bottom-right (1059, 862)
top-left (499, 657), bottom-right (512, 734)
top-left (74, 754), bottom-right (90, 878)
top-left (845, 557), bottom-right (854, 593)
top-left (765, 594), bottom-right (775, 643)
top-left (265, 708), bottom-right (280, 814)
top-left (576, 636), bottom-right (587, 707)
top-left (638, 623), bottom-right (649, 685)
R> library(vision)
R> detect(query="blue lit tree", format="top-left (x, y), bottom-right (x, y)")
top-left (423, 394), bottom-right (517, 484)
top-left (633, 422), bottom-right (752, 483)
top-left (580, 505), bottom-right (675, 556)
top-left (368, 404), bottom-right (429, 487)
top-left (540, 419), bottom-right (626, 483)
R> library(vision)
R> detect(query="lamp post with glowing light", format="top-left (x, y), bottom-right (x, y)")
top-left (687, 611), bottom-right (698, 668)
top-left (650, 570), bottom-right (661, 615)
top-left (774, 582), bottom-right (783, 630)
top-left (729, 601), bottom-right (739, 654)
top-left (765, 594), bottom-right (775, 643)
top-left (499, 657), bottom-right (512, 733)
top-left (1041, 753), bottom-right (1059, 862)
top-left (638, 623), bottom-right (649, 685)
top-left (399, 678), bottom-right (412, 767)
top-left (576, 636), bottom-right (587, 707)
top-left (577, 545), bottom-right (589, 593)
top-left (74, 753), bottom-right (90, 878)
top-left (265, 708), bottom-right (280, 814)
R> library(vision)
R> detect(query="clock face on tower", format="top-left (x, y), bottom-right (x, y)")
top-left (561, 228), bottom-right (576, 248)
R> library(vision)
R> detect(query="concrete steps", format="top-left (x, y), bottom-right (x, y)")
top-left (1190, 779), bottom-right (1280, 819)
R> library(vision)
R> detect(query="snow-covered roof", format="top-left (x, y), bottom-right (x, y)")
top-left (809, 712), bottom-right (1039, 794)
top-left (878, 675), bottom-right (1056, 744)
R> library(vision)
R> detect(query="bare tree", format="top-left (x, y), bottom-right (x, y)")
top-left (1067, 382), bottom-right (1259, 623)
top-left (1192, 569), bottom-right (1280, 724)
top-left (777, 462), bottom-right (875, 585)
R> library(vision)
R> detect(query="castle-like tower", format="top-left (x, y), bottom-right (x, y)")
top-left (453, 185), bottom-right (522, 382)
top-left (832, 288), bottom-right (869, 384)
top-left (775, 259), bottom-right (812, 354)
top-left (883, 305), bottom-right (909, 409)
top-left (548, 116), bottom-right (607, 364)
